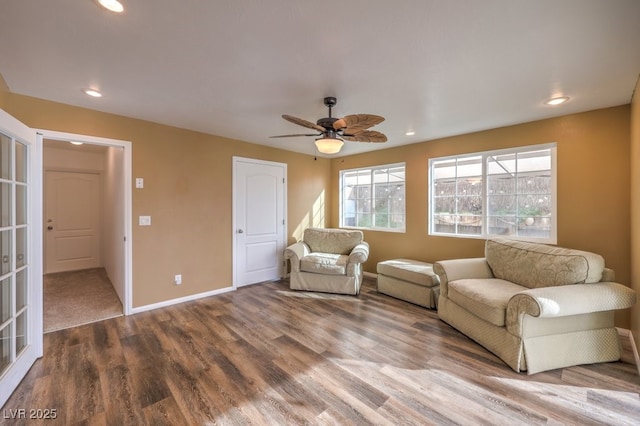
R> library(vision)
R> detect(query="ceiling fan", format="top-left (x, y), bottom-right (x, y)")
top-left (271, 97), bottom-right (387, 154)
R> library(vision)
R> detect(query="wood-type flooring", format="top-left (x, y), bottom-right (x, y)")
top-left (3, 278), bottom-right (640, 425)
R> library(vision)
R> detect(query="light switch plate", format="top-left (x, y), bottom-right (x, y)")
top-left (135, 178), bottom-right (144, 189)
top-left (139, 215), bottom-right (151, 226)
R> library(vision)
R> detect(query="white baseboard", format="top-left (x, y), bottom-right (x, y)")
top-left (364, 271), bottom-right (377, 279)
top-left (631, 332), bottom-right (640, 376)
top-left (617, 327), bottom-right (640, 376)
top-left (131, 285), bottom-right (235, 314)
top-left (628, 330), bottom-right (640, 376)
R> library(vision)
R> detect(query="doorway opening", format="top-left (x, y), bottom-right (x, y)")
top-left (39, 131), bottom-right (132, 332)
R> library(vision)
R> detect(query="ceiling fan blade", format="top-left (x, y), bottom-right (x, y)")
top-left (282, 114), bottom-right (326, 132)
top-left (342, 130), bottom-right (388, 143)
top-left (270, 133), bottom-right (322, 138)
top-left (333, 114), bottom-right (385, 131)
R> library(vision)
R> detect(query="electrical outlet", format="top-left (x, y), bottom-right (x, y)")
top-left (174, 274), bottom-right (182, 285)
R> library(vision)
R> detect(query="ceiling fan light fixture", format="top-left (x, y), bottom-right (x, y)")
top-left (315, 137), bottom-right (344, 154)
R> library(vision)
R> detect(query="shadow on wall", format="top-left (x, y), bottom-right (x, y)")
top-left (293, 190), bottom-right (326, 241)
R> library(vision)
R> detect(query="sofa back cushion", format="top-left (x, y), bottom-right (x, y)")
top-left (303, 228), bottom-right (363, 255)
top-left (485, 238), bottom-right (605, 288)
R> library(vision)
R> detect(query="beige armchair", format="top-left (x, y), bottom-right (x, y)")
top-left (284, 228), bottom-right (369, 295)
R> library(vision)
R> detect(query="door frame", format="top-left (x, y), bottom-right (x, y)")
top-left (37, 129), bottom-right (133, 315)
top-left (232, 156), bottom-right (287, 289)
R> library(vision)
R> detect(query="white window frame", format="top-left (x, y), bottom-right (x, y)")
top-left (428, 143), bottom-right (557, 243)
top-left (339, 163), bottom-right (406, 233)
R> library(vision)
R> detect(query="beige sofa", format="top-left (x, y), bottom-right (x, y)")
top-left (434, 238), bottom-right (636, 374)
top-left (284, 228), bottom-right (369, 295)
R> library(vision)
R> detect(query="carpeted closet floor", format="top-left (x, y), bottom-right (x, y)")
top-left (43, 267), bottom-right (123, 333)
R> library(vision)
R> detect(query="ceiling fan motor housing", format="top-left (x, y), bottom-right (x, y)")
top-left (318, 96), bottom-right (340, 129)
top-left (317, 117), bottom-right (340, 129)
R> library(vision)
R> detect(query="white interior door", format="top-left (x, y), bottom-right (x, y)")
top-left (0, 109), bottom-right (42, 408)
top-left (233, 158), bottom-right (286, 287)
top-left (44, 170), bottom-right (101, 274)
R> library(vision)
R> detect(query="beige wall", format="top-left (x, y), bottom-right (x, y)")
top-left (1, 91), bottom-right (331, 308)
top-left (331, 106), bottom-right (632, 328)
top-left (0, 84), bottom-right (634, 329)
top-left (0, 74), bottom-right (9, 106)
top-left (630, 76), bottom-right (640, 357)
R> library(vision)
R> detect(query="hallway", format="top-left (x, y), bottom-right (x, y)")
top-left (44, 268), bottom-right (122, 333)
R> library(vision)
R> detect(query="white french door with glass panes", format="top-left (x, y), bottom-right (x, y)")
top-left (0, 109), bottom-right (42, 408)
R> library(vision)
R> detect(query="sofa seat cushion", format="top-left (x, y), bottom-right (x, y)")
top-left (448, 278), bottom-right (525, 326)
top-left (300, 253), bottom-right (348, 275)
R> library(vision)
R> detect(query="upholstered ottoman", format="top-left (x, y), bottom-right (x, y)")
top-left (377, 259), bottom-right (440, 309)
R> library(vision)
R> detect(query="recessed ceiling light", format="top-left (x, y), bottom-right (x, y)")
top-left (97, 0), bottom-right (124, 13)
top-left (70, 141), bottom-right (84, 146)
top-left (545, 96), bottom-right (569, 106)
top-left (82, 88), bottom-right (102, 98)
top-left (405, 131), bottom-right (416, 136)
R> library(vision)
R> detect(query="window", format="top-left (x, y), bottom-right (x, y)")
top-left (340, 163), bottom-right (405, 231)
top-left (429, 144), bottom-right (556, 243)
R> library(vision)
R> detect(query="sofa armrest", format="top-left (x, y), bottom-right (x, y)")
top-left (602, 267), bottom-right (615, 282)
top-left (348, 242), bottom-right (369, 264)
top-left (506, 282), bottom-right (637, 336)
top-left (283, 241), bottom-right (310, 272)
top-left (434, 258), bottom-right (493, 297)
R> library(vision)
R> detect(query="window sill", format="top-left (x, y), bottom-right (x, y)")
top-left (429, 231), bottom-right (557, 245)
top-left (341, 226), bottom-right (406, 234)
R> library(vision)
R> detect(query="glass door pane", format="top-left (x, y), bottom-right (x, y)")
top-left (0, 183), bottom-right (10, 227)
top-left (0, 326), bottom-right (9, 373)
top-left (0, 276), bottom-right (10, 323)
top-left (0, 134), bottom-right (10, 180)
top-left (15, 142), bottom-right (26, 183)
top-left (0, 229), bottom-right (11, 277)
top-left (0, 134), bottom-right (29, 377)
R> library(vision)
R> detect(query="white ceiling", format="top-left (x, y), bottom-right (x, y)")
top-left (1, 1), bottom-right (639, 157)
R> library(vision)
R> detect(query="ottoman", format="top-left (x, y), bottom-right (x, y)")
top-left (377, 259), bottom-right (440, 309)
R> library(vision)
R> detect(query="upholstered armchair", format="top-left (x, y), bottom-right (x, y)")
top-left (435, 238), bottom-right (637, 374)
top-left (284, 228), bottom-right (369, 295)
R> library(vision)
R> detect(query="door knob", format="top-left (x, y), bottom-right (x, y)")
top-left (47, 226), bottom-right (53, 230)
top-left (237, 229), bottom-right (244, 234)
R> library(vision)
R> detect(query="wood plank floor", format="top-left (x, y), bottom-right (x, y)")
top-left (3, 278), bottom-right (640, 425)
